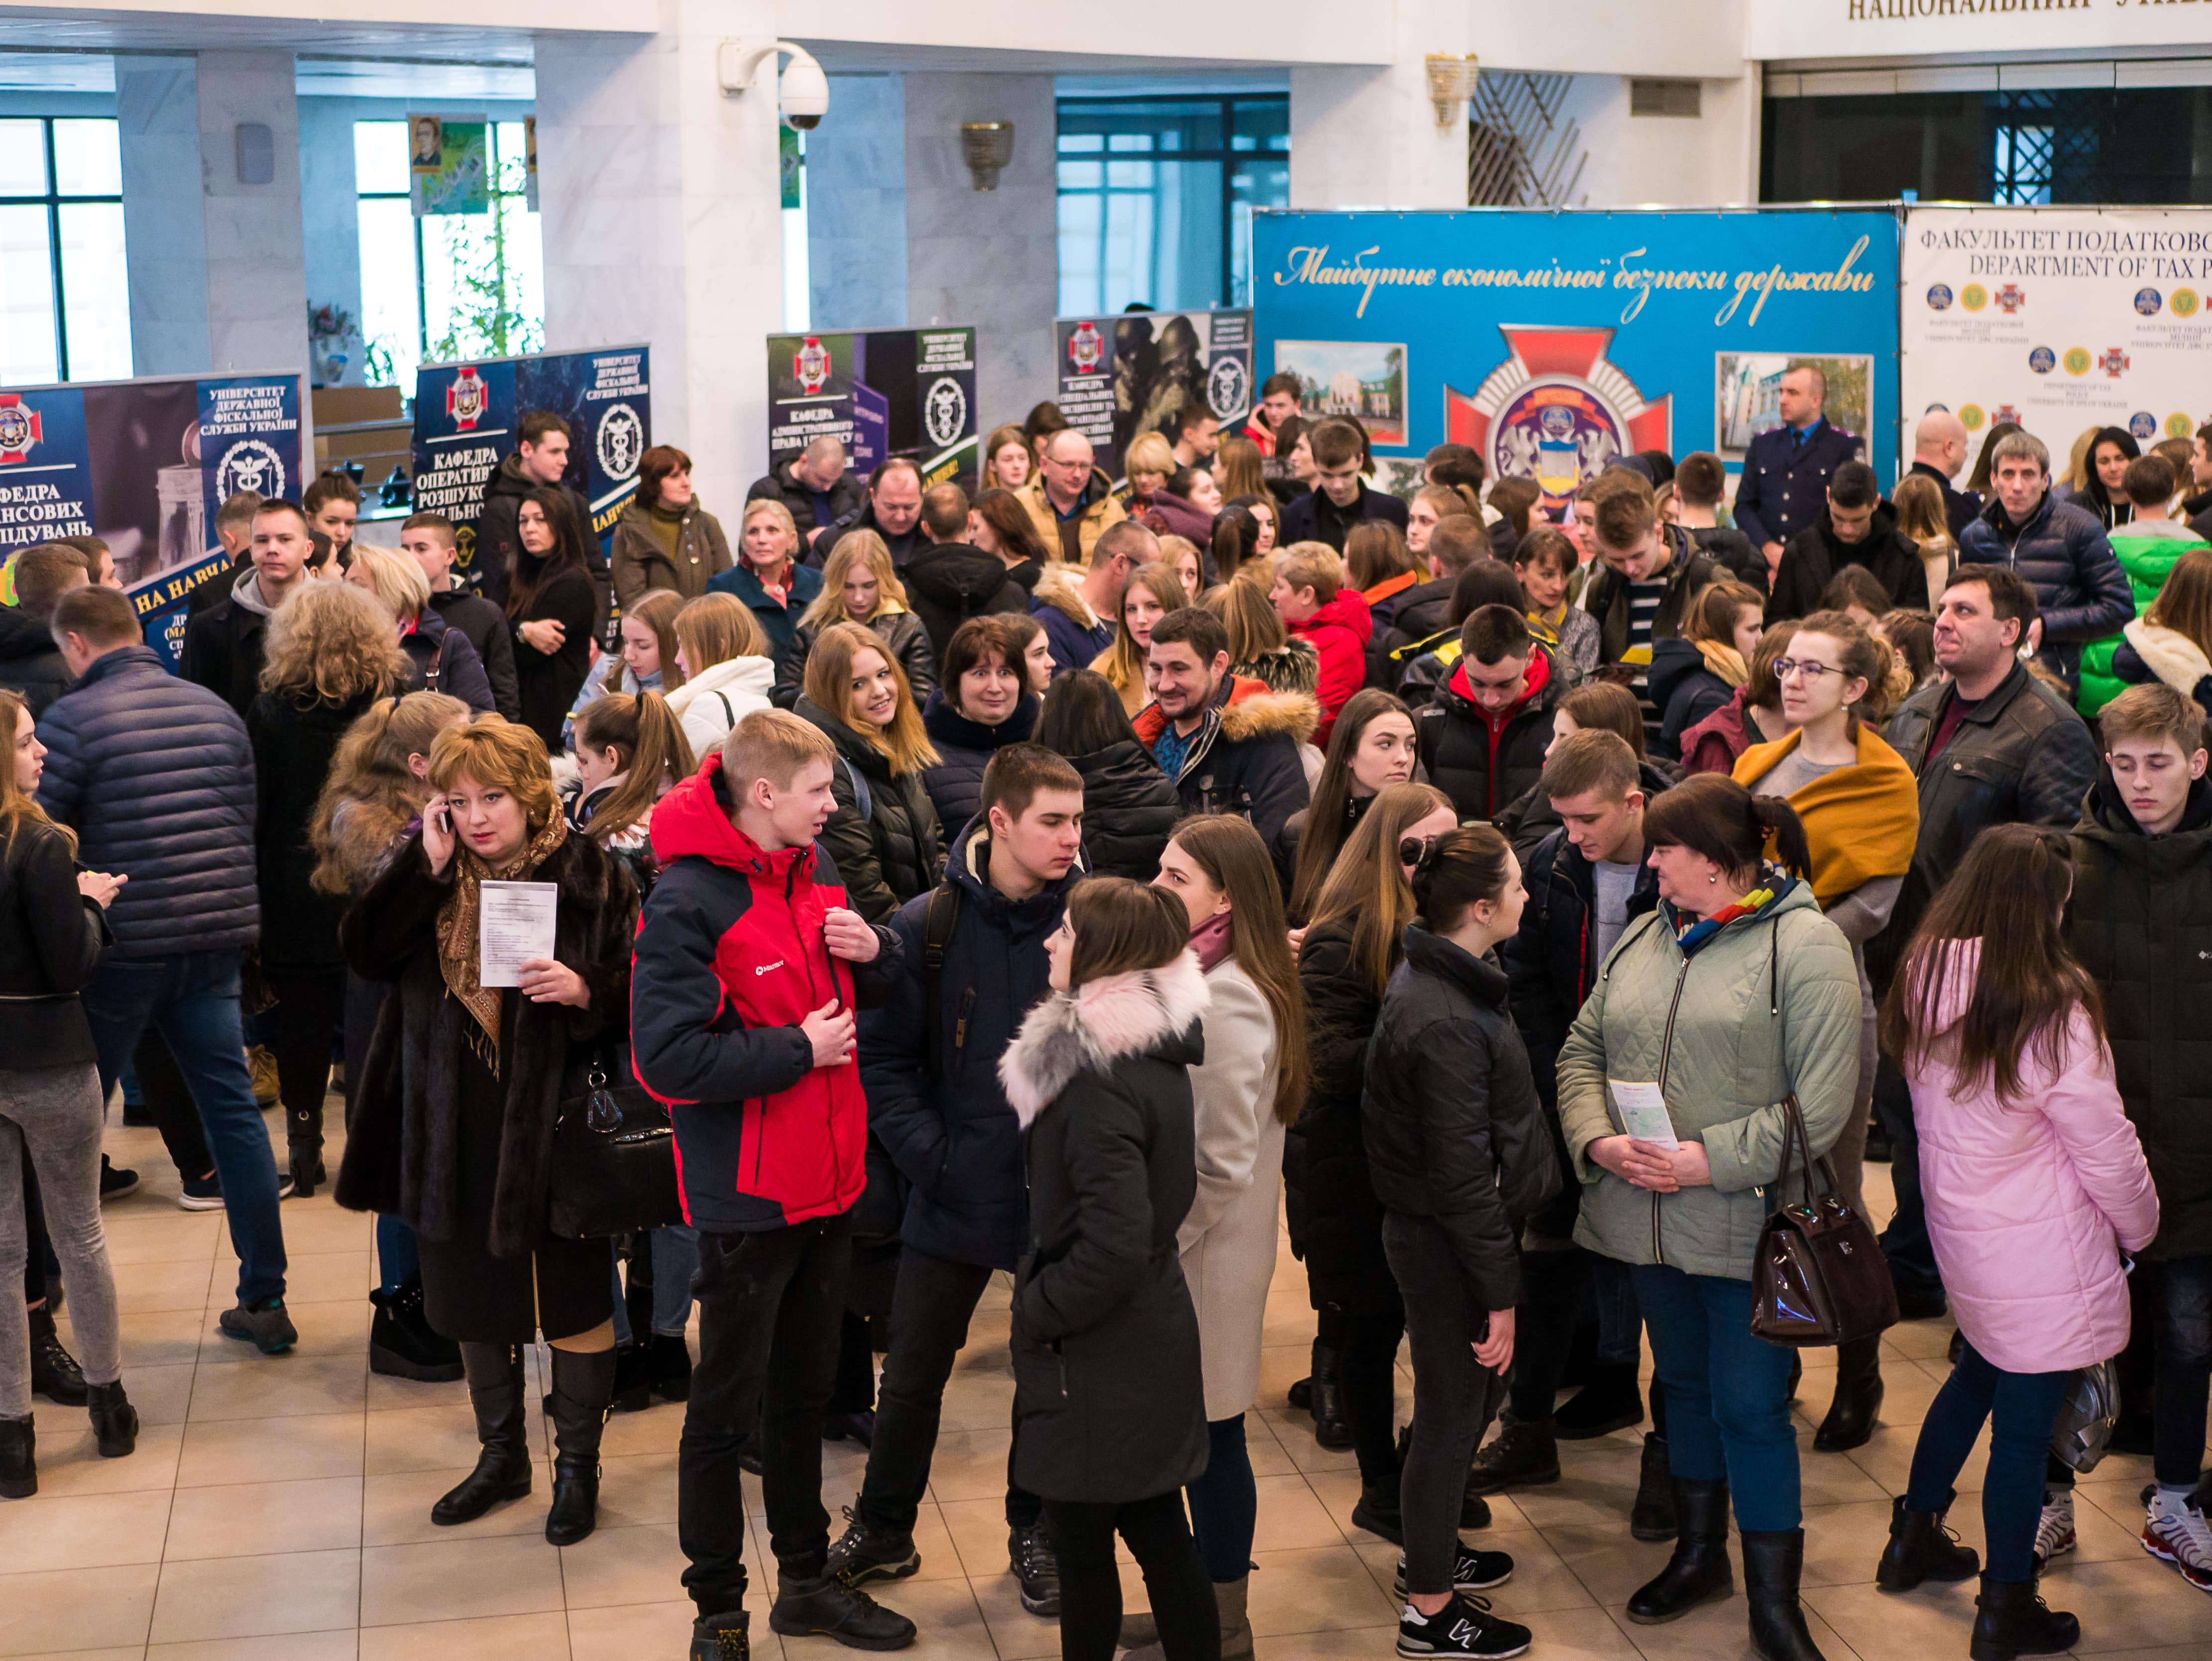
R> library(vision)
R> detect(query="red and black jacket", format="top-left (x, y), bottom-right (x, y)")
top-left (632, 752), bottom-right (902, 1234)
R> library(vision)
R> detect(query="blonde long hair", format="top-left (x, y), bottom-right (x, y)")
top-left (674, 592), bottom-right (768, 675)
top-left (1091, 563), bottom-right (1189, 704)
top-left (309, 690), bottom-right (472, 894)
top-left (260, 580), bottom-right (410, 707)
top-left (802, 620), bottom-right (938, 775)
top-left (800, 530), bottom-right (909, 630)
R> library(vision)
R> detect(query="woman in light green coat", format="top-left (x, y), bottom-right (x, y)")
top-left (1556, 774), bottom-right (1860, 1661)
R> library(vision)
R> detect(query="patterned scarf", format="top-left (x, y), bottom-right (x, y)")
top-left (436, 811), bottom-right (570, 1071)
top-left (1670, 870), bottom-right (1793, 958)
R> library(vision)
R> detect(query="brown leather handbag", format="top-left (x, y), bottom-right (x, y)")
top-left (1750, 1092), bottom-right (1900, 1348)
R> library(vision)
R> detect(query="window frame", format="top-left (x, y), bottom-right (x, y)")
top-left (0, 115), bottom-right (124, 383)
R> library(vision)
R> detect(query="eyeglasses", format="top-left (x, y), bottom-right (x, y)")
top-left (1771, 659), bottom-right (1844, 681)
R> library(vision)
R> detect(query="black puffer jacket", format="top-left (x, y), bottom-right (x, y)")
top-left (795, 696), bottom-right (944, 924)
top-left (1766, 503), bottom-right (1928, 622)
top-left (1960, 490), bottom-right (2133, 686)
top-left (1284, 919), bottom-right (1397, 1316)
top-left (1416, 646), bottom-right (1563, 824)
top-left (248, 688), bottom-right (383, 967)
top-left (919, 691), bottom-right (1039, 842)
top-left (399, 606), bottom-right (494, 712)
top-left (1369, 576), bottom-right (1456, 689)
top-left (774, 608), bottom-right (937, 709)
top-left (1065, 740), bottom-right (1180, 880)
top-left (36, 645), bottom-right (258, 957)
top-left (1363, 927), bottom-right (1559, 1309)
top-left (0, 605), bottom-right (71, 717)
top-left (2066, 770), bottom-right (2212, 1261)
top-left (1647, 637), bottom-right (1736, 763)
top-left (903, 540), bottom-right (1033, 665)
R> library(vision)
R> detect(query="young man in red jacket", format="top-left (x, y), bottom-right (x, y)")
top-left (633, 708), bottom-right (916, 1661)
top-left (1270, 543), bottom-right (1372, 745)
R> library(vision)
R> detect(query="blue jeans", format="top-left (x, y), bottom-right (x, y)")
top-left (1185, 1415), bottom-right (1257, 1583)
top-left (1591, 1252), bottom-right (1644, 1368)
top-left (84, 952), bottom-right (287, 1306)
top-left (1875, 1056), bottom-right (1943, 1301)
top-left (376, 1215), bottom-right (419, 1295)
top-left (1633, 1265), bottom-right (1799, 1532)
top-left (1906, 1339), bottom-right (2071, 1583)
top-left (611, 1224), bottom-right (701, 1344)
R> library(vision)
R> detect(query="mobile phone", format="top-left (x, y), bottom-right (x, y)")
top-left (433, 801), bottom-right (454, 835)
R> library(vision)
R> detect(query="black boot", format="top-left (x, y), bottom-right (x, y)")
top-left (431, 1342), bottom-right (532, 1526)
top-left (1968, 1574), bottom-right (2078, 1661)
top-left (1552, 1360), bottom-right (1643, 1440)
top-left (1876, 1492), bottom-right (1978, 1591)
top-left (1626, 1477), bottom-right (1733, 1623)
top-left (1350, 1480), bottom-right (1404, 1545)
top-left (1466, 1412), bottom-right (1560, 1494)
top-left (87, 1379), bottom-right (138, 1459)
top-left (770, 1570), bottom-right (919, 1649)
top-left (1310, 1342), bottom-right (1351, 1450)
top-left (0, 1414), bottom-right (32, 1498)
top-left (545, 1345), bottom-right (616, 1546)
top-left (368, 1277), bottom-right (465, 1383)
top-left (610, 1342), bottom-right (654, 1413)
top-left (1813, 1336), bottom-right (1883, 1453)
top-left (691, 1607), bottom-right (750, 1661)
top-left (1740, 1529), bottom-right (1827, 1661)
top-left (1631, 1433), bottom-right (1677, 1542)
top-left (287, 1101), bottom-right (325, 1198)
top-left (28, 1306), bottom-right (86, 1405)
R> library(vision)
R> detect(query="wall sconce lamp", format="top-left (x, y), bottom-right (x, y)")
top-left (1424, 53), bottom-right (1481, 128)
top-left (961, 121), bottom-right (1015, 191)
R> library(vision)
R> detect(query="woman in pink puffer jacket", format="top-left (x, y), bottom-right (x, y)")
top-left (1874, 826), bottom-right (2157, 1661)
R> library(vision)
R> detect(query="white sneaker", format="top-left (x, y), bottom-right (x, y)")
top-left (2033, 1488), bottom-right (2075, 1567)
top-left (2143, 1490), bottom-right (2212, 1592)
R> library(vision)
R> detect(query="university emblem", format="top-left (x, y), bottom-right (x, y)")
top-left (445, 367), bottom-right (487, 431)
top-left (216, 439), bottom-right (284, 501)
top-left (2100, 348), bottom-right (2130, 379)
top-left (1067, 322), bottom-right (1105, 375)
top-left (1443, 326), bottom-right (1669, 513)
top-left (0, 394), bottom-right (40, 464)
top-left (1995, 285), bottom-right (2024, 314)
top-left (795, 338), bottom-right (832, 394)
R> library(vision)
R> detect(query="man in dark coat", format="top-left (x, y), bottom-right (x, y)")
top-left (748, 435), bottom-right (866, 552)
top-left (0, 544), bottom-right (86, 716)
top-left (903, 484), bottom-right (1031, 664)
top-left (1132, 606), bottom-right (1314, 848)
top-left (1765, 461), bottom-right (1928, 622)
top-left (1731, 364), bottom-right (1862, 568)
top-left (1960, 428), bottom-right (2133, 690)
top-left (1868, 563), bottom-right (2100, 1320)
top-left (182, 499), bottom-right (317, 717)
top-left (2064, 686), bottom-right (2212, 1544)
top-left (38, 584), bottom-right (294, 1351)
top-left (1416, 608), bottom-right (1562, 825)
top-left (815, 458), bottom-right (927, 571)
top-left (472, 411), bottom-right (609, 627)
top-left (400, 510), bottom-right (520, 719)
top-left (1908, 409), bottom-right (1982, 541)
top-left (1672, 452), bottom-right (1765, 594)
top-left (1278, 419), bottom-right (1410, 552)
top-left (833, 747), bottom-right (1086, 1613)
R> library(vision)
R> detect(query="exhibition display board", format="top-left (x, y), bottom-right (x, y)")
top-left (411, 344), bottom-right (651, 575)
top-left (1052, 309), bottom-right (1253, 479)
top-left (0, 370), bottom-right (306, 669)
top-left (1900, 206), bottom-right (2212, 462)
top-left (766, 328), bottom-right (978, 489)
top-left (1250, 209), bottom-right (1900, 511)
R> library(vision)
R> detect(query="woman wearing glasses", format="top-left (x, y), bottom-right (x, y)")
top-left (1732, 610), bottom-right (1919, 1456)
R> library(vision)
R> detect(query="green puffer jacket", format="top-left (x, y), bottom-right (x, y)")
top-left (1557, 877), bottom-right (1862, 1282)
top-left (2077, 526), bottom-right (2203, 716)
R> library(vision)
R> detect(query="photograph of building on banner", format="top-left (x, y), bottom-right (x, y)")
top-left (1717, 353), bottom-right (1875, 461)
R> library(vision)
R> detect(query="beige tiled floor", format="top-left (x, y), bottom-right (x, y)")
top-left (7, 1106), bottom-right (2209, 1661)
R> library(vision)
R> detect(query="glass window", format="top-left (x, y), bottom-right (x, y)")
top-left (1057, 95), bottom-right (1288, 313)
top-left (0, 116), bottom-right (131, 385)
top-left (354, 117), bottom-right (544, 391)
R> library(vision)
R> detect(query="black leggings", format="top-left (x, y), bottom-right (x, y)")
top-left (1044, 1491), bottom-right (1219, 1661)
top-left (1336, 1296), bottom-right (1407, 1492)
top-left (262, 964), bottom-right (346, 1148)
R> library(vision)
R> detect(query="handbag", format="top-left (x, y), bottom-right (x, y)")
top-left (547, 1044), bottom-right (685, 1239)
top-left (2050, 1359), bottom-right (2121, 1474)
top-left (1749, 1091), bottom-right (1900, 1348)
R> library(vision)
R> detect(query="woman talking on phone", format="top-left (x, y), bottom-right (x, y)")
top-left (337, 718), bottom-right (640, 1548)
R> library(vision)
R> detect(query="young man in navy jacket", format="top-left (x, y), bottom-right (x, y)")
top-left (632, 708), bottom-right (914, 1661)
top-left (829, 744), bottom-right (1087, 1617)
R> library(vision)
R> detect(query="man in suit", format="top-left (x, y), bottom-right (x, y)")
top-left (1731, 364), bottom-right (1862, 584)
top-left (1907, 409), bottom-right (1982, 540)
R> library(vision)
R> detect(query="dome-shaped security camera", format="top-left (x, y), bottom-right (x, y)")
top-left (717, 39), bottom-right (829, 131)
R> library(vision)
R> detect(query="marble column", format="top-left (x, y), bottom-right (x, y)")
top-left (805, 73), bottom-right (907, 333)
top-left (196, 52), bottom-right (311, 376)
top-left (116, 56), bottom-right (212, 376)
top-left (1289, 0), bottom-right (1473, 210)
top-left (298, 97), bottom-right (365, 385)
top-left (536, 0), bottom-right (784, 514)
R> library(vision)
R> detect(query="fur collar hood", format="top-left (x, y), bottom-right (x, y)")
top-left (2123, 618), bottom-right (2212, 695)
top-left (1030, 563), bottom-right (1102, 631)
top-left (1218, 686), bottom-right (1321, 747)
top-left (999, 952), bottom-right (1210, 1129)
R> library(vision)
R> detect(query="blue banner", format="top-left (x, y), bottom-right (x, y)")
top-left (411, 344), bottom-right (650, 575)
top-left (1251, 209), bottom-right (1901, 511)
top-left (0, 371), bottom-right (306, 670)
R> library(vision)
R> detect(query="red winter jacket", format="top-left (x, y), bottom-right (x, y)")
top-left (631, 752), bottom-right (900, 1233)
top-left (1290, 588), bottom-right (1374, 746)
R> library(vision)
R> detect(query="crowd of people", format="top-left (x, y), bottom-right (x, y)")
top-left (0, 377), bottom-right (2206, 1661)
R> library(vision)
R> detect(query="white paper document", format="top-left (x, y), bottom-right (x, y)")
top-left (1609, 1080), bottom-right (1680, 1150)
top-left (479, 881), bottom-right (559, 988)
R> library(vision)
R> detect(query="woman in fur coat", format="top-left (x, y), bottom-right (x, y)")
top-left (1000, 878), bottom-right (1218, 1661)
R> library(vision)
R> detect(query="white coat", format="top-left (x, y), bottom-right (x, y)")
top-left (1178, 957), bottom-right (1286, 1422)
top-left (667, 654), bottom-right (774, 765)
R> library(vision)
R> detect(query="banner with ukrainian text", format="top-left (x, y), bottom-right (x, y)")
top-left (0, 370), bottom-right (305, 671)
top-left (1250, 208), bottom-right (1900, 511)
top-left (1899, 205), bottom-right (2212, 474)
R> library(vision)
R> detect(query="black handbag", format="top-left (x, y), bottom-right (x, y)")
top-left (547, 1045), bottom-right (685, 1239)
top-left (1750, 1091), bottom-right (1900, 1349)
